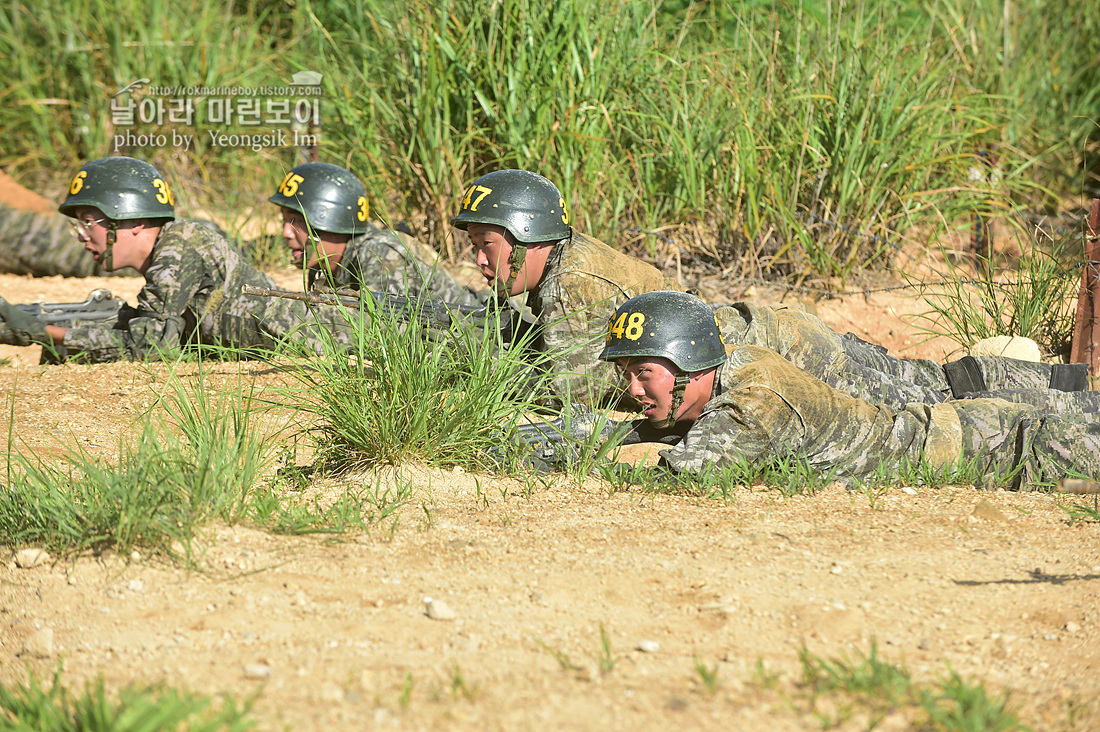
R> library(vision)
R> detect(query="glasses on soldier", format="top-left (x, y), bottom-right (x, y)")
top-left (72, 217), bottom-right (106, 236)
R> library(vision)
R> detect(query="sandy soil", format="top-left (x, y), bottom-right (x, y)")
top-left (1, 270), bottom-right (1097, 730)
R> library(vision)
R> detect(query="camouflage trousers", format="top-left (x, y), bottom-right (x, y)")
top-left (922, 397), bottom-right (1100, 486)
top-left (838, 333), bottom-right (1088, 405)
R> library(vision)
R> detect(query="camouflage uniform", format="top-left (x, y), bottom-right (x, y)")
top-left (310, 224), bottom-right (484, 308)
top-left (0, 201), bottom-right (106, 277)
top-left (659, 345), bottom-right (1100, 485)
top-left (715, 302), bottom-right (1083, 410)
top-left (525, 230), bottom-right (682, 405)
top-left (64, 219), bottom-right (332, 362)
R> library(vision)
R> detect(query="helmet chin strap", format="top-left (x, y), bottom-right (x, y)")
top-left (100, 221), bottom-right (119, 271)
top-left (501, 242), bottom-right (528, 297)
top-left (656, 373), bottom-right (690, 429)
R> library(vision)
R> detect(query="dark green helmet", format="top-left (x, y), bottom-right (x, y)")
top-left (268, 163), bottom-right (369, 235)
top-left (58, 157), bottom-right (175, 220)
top-left (450, 169), bottom-right (570, 243)
top-left (599, 291), bottom-right (726, 372)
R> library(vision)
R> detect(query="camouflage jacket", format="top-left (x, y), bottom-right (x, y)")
top-left (64, 219), bottom-right (331, 362)
top-left (309, 225), bottom-right (483, 308)
top-left (0, 201), bottom-right (105, 277)
top-left (660, 345), bottom-right (1100, 485)
top-left (526, 230), bottom-right (682, 406)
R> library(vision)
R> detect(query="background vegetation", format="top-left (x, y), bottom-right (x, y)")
top-left (2, 0), bottom-right (1096, 283)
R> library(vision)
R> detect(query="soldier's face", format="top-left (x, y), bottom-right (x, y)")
top-left (73, 206), bottom-right (111, 263)
top-left (469, 223), bottom-right (552, 297)
top-left (618, 357), bottom-right (715, 425)
top-left (279, 207), bottom-right (346, 270)
top-left (469, 223), bottom-right (516, 292)
top-left (618, 357), bottom-right (679, 423)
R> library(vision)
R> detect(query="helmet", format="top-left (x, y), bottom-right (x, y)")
top-left (450, 169), bottom-right (570, 243)
top-left (59, 157), bottom-right (175, 220)
top-left (599, 291), bottom-right (726, 372)
top-left (268, 163), bottom-right (368, 235)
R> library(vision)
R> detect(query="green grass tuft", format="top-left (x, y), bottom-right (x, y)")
top-left (277, 293), bottom-right (550, 473)
top-left (795, 643), bottom-right (1028, 732)
top-left (0, 665), bottom-right (255, 732)
top-left (1, 363), bottom-right (285, 557)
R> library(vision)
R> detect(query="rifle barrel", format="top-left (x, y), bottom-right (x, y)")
top-left (240, 285), bottom-right (358, 309)
top-left (241, 285), bottom-right (492, 326)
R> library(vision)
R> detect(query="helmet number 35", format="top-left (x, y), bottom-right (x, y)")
top-left (152, 178), bottom-right (175, 206)
top-left (609, 311), bottom-right (646, 341)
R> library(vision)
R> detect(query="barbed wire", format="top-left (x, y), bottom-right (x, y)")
top-left (626, 209), bottom-right (1097, 299)
top-left (712, 263), bottom-right (1096, 300)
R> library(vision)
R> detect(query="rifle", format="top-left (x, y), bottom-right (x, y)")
top-left (4, 289), bottom-right (125, 364)
top-left (241, 284), bottom-right (500, 330)
top-left (500, 404), bottom-right (686, 473)
top-left (13, 288), bottom-right (123, 328)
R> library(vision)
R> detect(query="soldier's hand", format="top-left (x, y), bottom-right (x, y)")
top-left (483, 433), bottom-right (569, 475)
top-left (0, 299), bottom-right (50, 346)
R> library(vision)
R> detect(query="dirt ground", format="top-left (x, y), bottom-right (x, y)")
top-left (1, 271), bottom-right (1098, 731)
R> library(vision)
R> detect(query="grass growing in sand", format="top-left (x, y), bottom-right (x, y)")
top-left (0, 665), bottom-right (255, 731)
top-left (793, 643), bottom-right (1026, 731)
top-left (0, 364), bottom-right (285, 557)
top-left (915, 225), bottom-right (1084, 359)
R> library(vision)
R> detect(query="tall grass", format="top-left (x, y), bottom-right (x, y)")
top-left (303, 0), bottom-right (1091, 279)
top-left (928, 0), bottom-right (1100, 190)
top-left (305, 0), bottom-right (673, 251)
top-left (0, 0), bottom-right (302, 244)
top-left (1, 0), bottom-right (1096, 278)
top-left (0, 0), bottom-right (297, 166)
top-left (914, 226), bottom-right (1082, 357)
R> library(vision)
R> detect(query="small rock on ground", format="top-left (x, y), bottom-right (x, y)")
top-left (23, 628), bottom-right (54, 658)
top-left (968, 335), bottom-right (1041, 362)
top-left (14, 549), bottom-right (50, 569)
top-left (425, 597), bottom-right (456, 621)
top-left (243, 663), bottom-right (273, 680)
